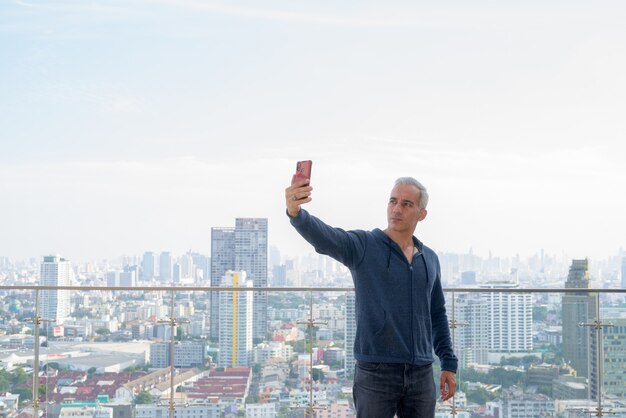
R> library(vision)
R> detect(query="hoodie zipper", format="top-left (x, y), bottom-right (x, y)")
top-left (409, 259), bottom-right (415, 363)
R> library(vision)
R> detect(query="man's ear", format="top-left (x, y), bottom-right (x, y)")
top-left (418, 209), bottom-right (428, 222)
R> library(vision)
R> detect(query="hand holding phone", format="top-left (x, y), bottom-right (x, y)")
top-left (287, 160), bottom-right (313, 217)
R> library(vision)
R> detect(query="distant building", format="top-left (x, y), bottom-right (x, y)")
top-left (136, 403), bottom-right (221, 418)
top-left (590, 316), bottom-right (626, 399)
top-left (159, 252), bottom-right (172, 282)
top-left (245, 403), bottom-right (276, 418)
top-left (527, 364), bottom-right (559, 387)
top-left (141, 252), bottom-right (157, 280)
top-left (562, 259), bottom-right (596, 378)
top-left (621, 257), bottom-right (626, 289)
top-left (58, 406), bottom-right (113, 418)
top-left (344, 292), bottom-right (356, 378)
top-left (460, 271), bottom-right (477, 285)
top-left (501, 388), bottom-right (554, 418)
top-left (314, 400), bottom-right (355, 418)
top-left (118, 270), bottom-right (136, 287)
top-left (179, 253), bottom-right (194, 281)
top-left (553, 375), bottom-right (588, 399)
top-left (149, 341), bottom-right (206, 369)
top-left (39, 255), bottom-right (72, 326)
top-left (235, 218), bottom-right (268, 342)
top-left (210, 227), bottom-right (235, 340)
top-left (453, 292), bottom-right (490, 366)
top-left (218, 271), bottom-right (253, 368)
top-left (272, 264), bottom-right (287, 287)
top-left (210, 219), bottom-right (268, 342)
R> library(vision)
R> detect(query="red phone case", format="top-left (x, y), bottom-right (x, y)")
top-left (295, 160), bottom-right (312, 181)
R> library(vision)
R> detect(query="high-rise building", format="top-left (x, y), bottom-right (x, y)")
top-left (235, 218), bottom-right (268, 341)
top-left (190, 252), bottom-right (210, 283)
top-left (210, 227), bottom-right (235, 340)
top-left (39, 255), bottom-right (71, 326)
top-left (562, 259), bottom-right (596, 378)
top-left (141, 252), bottom-right (157, 280)
top-left (480, 281), bottom-right (533, 359)
top-left (621, 257), bottom-right (626, 289)
top-left (119, 270), bottom-right (136, 287)
top-left (590, 317), bottom-right (626, 399)
top-left (344, 292), bottom-right (356, 378)
top-left (179, 253), bottom-right (194, 280)
top-left (159, 252), bottom-right (172, 282)
top-left (453, 292), bottom-right (490, 367)
top-left (210, 219), bottom-right (268, 342)
top-left (218, 270), bottom-right (253, 368)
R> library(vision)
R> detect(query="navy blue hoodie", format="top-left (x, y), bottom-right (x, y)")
top-left (289, 209), bottom-right (458, 373)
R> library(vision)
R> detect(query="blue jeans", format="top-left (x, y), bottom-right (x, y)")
top-left (353, 361), bottom-right (436, 418)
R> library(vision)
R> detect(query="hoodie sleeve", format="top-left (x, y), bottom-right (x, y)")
top-left (288, 209), bottom-right (366, 269)
top-left (430, 259), bottom-right (459, 373)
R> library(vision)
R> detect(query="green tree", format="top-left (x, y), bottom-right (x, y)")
top-left (95, 328), bottom-right (111, 336)
top-left (0, 369), bottom-right (10, 391)
top-left (11, 367), bottom-right (29, 385)
top-left (466, 387), bottom-right (496, 404)
top-left (134, 391), bottom-right (153, 404)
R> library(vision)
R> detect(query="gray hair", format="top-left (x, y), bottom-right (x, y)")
top-left (394, 177), bottom-right (429, 209)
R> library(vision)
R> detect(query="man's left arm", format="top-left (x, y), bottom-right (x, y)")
top-left (430, 259), bottom-right (458, 400)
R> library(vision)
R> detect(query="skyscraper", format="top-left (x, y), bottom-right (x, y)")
top-left (453, 292), bottom-right (490, 367)
top-left (562, 258), bottom-right (596, 378)
top-left (210, 219), bottom-right (268, 342)
top-left (621, 257), bottom-right (626, 289)
top-left (481, 280), bottom-right (533, 357)
top-left (235, 218), bottom-right (268, 342)
top-left (590, 316), bottom-right (626, 399)
top-left (218, 270), bottom-right (253, 368)
top-left (39, 255), bottom-right (71, 326)
top-left (159, 252), bottom-right (172, 282)
top-left (210, 227), bottom-right (235, 340)
top-left (141, 251), bottom-right (157, 280)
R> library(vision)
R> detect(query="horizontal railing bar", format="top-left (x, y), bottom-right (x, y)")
top-left (1, 285), bottom-right (625, 293)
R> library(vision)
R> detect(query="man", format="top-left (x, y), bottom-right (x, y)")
top-left (285, 175), bottom-right (457, 418)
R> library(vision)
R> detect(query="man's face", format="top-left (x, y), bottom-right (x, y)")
top-left (387, 184), bottom-right (427, 235)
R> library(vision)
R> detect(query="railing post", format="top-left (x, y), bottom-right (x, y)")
top-left (445, 291), bottom-right (468, 417)
top-left (579, 293), bottom-right (614, 417)
top-left (297, 290), bottom-right (327, 417)
top-left (32, 289), bottom-right (40, 417)
top-left (157, 289), bottom-right (189, 418)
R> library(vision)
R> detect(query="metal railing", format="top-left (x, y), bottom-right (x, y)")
top-left (2, 285), bottom-right (626, 418)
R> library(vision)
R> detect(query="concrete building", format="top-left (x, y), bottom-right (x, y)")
top-left (562, 259), bottom-right (596, 378)
top-left (501, 388), bottom-right (554, 418)
top-left (141, 252), bottom-right (157, 280)
top-left (210, 227), bottom-right (235, 340)
top-left (136, 403), bottom-right (220, 418)
top-left (159, 252), bottom-right (172, 282)
top-left (218, 271), bottom-right (253, 368)
top-left (245, 403), bottom-right (277, 418)
top-left (149, 342), bottom-right (206, 369)
top-left (590, 316), bottom-right (626, 399)
top-left (210, 219), bottom-right (268, 342)
top-left (453, 292), bottom-right (490, 367)
top-left (39, 255), bottom-right (72, 326)
top-left (481, 280), bottom-right (533, 360)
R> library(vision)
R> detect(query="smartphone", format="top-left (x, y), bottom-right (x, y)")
top-left (295, 160), bottom-right (312, 182)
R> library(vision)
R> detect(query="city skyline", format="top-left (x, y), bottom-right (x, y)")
top-left (2, 1), bottom-right (626, 262)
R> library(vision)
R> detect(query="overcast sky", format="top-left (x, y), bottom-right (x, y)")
top-left (1, 0), bottom-right (625, 263)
